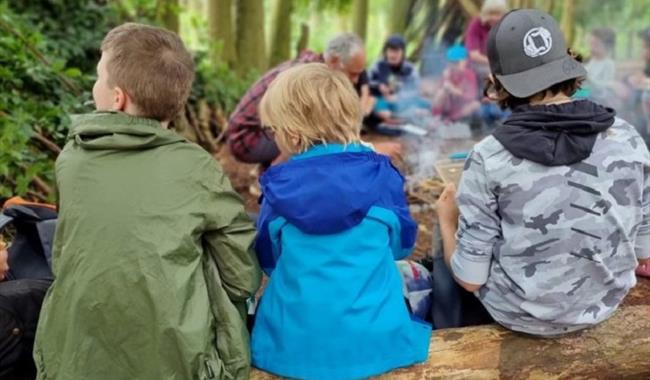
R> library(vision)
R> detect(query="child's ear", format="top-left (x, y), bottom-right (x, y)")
top-left (112, 86), bottom-right (128, 112)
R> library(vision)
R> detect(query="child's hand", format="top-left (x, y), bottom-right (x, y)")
top-left (379, 84), bottom-right (391, 97)
top-left (436, 183), bottom-right (459, 228)
top-left (0, 247), bottom-right (9, 281)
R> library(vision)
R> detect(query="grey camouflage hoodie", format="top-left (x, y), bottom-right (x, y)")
top-left (452, 105), bottom-right (650, 336)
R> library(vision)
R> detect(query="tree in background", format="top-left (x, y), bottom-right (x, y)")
top-left (208, 0), bottom-right (236, 66)
top-left (158, 0), bottom-right (180, 33)
top-left (389, 0), bottom-right (410, 35)
top-left (560, 0), bottom-right (575, 47)
top-left (352, 0), bottom-right (369, 41)
top-left (268, 0), bottom-right (294, 67)
top-left (236, 0), bottom-right (267, 72)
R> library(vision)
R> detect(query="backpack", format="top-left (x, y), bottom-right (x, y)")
top-left (0, 197), bottom-right (56, 380)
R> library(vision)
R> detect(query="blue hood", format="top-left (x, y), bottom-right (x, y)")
top-left (259, 144), bottom-right (414, 235)
top-left (255, 144), bottom-right (417, 273)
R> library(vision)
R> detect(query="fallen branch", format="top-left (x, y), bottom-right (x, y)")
top-left (31, 176), bottom-right (53, 196)
top-left (31, 131), bottom-right (62, 155)
top-left (27, 190), bottom-right (49, 203)
top-left (213, 108), bottom-right (229, 145)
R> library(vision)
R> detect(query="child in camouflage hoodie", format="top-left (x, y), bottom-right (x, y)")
top-left (437, 9), bottom-right (649, 336)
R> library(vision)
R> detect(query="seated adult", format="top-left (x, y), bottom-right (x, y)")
top-left (465, 0), bottom-right (507, 86)
top-left (227, 33), bottom-right (368, 167)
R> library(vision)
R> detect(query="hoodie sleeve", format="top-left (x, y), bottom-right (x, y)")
top-left (201, 159), bottom-right (261, 302)
top-left (255, 198), bottom-right (287, 276)
top-left (369, 61), bottom-right (386, 94)
top-left (637, 159), bottom-right (650, 259)
top-left (451, 150), bottom-right (500, 285)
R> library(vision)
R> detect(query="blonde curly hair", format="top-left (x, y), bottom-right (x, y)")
top-left (260, 63), bottom-right (362, 154)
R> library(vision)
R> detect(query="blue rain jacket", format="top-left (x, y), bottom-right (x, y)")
top-left (251, 144), bottom-right (431, 380)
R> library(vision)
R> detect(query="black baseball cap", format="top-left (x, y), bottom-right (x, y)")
top-left (487, 9), bottom-right (586, 98)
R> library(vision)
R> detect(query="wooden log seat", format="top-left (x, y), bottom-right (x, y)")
top-left (250, 305), bottom-right (650, 379)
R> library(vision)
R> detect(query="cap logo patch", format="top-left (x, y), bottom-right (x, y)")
top-left (523, 27), bottom-right (553, 58)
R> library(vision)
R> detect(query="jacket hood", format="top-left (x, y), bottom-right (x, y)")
top-left (69, 111), bottom-right (185, 151)
top-left (492, 100), bottom-right (615, 166)
top-left (259, 144), bottom-right (415, 237)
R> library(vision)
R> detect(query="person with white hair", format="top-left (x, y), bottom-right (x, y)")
top-left (464, 0), bottom-right (509, 126)
top-left (227, 33), bottom-right (370, 168)
top-left (465, 0), bottom-right (508, 68)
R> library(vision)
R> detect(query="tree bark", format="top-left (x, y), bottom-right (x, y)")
top-left (560, 0), bottom-right (575, 47)
top-left (208, 0), bottom-right (236, 66)
top-left (458, 0), bottom-right (479, 18)
top-left (295, 22), bottom-right (310, 57)
top-left (524, 0), bottom-right (535, 8)
top-left (251, 306), bottom-right (650, 379)
top-left (352, 0), bottom-right (369, 41)
top-left (268, 0), bottom-right (293, 67)
top-left (236, 0), bottom-right (267, 73)
top-left (537, 0), bottom-right (554, 13)
top-left (389, 0), bottom-right (411, 35)
top-left (159, 0), bottom-right (180, 33)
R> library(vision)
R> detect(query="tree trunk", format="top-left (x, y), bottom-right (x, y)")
top-left (389, 0), bottom-right (411, 35)
top-left (537, 0), bottom-right (554, 13)
top-left (560, 0), bottom-right (575, 47)
top-left (236, 0), bottom-right (266, 73)
top-left (159, 0), bottom-right (180, 33)
top-left (458, 0), bottom-right (479, 18)
top-left (251, 306), bottom-right (650, 379)
top-left (268, 0), bottom-right (293, 67)
top-left (208, 0), bottom-right (236, 66)
top-left (352, 0), bottom-right (369, 41)
top-left (295, 22), bottom-right (310, 57)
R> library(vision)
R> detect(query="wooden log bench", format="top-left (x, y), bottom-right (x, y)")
top-left (251, 305), bottom-right (650, 380)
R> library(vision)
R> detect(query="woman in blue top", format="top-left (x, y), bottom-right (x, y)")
top-left (251, 63), bottom-right (431, 380)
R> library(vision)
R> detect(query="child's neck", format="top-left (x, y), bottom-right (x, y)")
top-left (529, 92), bottom-right (572, 106)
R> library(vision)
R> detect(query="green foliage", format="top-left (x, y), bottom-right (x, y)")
top-left (0, 0), bottom-right (113, 200)
top-left (191, 51), bottom-right (257, 114)
top-left (0, 0), bottom-right (255, 200)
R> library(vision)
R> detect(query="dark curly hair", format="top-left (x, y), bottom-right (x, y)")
top-left (484, 49), bottom-right (586, 109)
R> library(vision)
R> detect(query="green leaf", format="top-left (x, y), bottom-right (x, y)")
top-left (64, 67), bottom-right (82, 78)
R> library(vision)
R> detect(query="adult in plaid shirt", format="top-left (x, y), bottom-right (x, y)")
top-left (227, 33), bottom-right (369, 167)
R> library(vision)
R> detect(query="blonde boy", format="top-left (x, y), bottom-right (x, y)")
top-left (251, 63), bottom-right (430, 380)
top-left (34, 23), bottom-right (261, 380)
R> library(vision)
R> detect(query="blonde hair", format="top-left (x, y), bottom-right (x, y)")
top-left (259, 63), bottom-right (362, 154)
top-left (101, 23), bottom-right (195, 121)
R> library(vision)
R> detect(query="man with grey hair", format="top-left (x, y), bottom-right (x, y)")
top-left (227, 33), bottom-right (370, 167)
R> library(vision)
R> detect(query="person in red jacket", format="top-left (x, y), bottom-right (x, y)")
top-left (464, 0), bottom-right (508, 90)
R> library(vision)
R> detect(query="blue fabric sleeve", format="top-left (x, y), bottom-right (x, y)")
top-left (255, 199), bottom-right (287, 275)
top-left (369, 61), bottom-right (386, 94)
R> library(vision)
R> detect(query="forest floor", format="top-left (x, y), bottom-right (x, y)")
top-left (215, 133), bottom-right (650, 308)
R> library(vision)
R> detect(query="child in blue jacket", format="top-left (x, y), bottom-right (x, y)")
top-left (251, 63), bottom-right (431, 380)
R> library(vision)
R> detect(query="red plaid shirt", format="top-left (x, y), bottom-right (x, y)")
top-left (227, 51), bottom-right (324, 160)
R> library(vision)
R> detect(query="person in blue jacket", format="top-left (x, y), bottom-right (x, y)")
top-left (251, 63), bottom-right (431, 380)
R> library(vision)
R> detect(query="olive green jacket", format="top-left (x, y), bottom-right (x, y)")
top-left (34, 112), bottom-right (261, 380)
